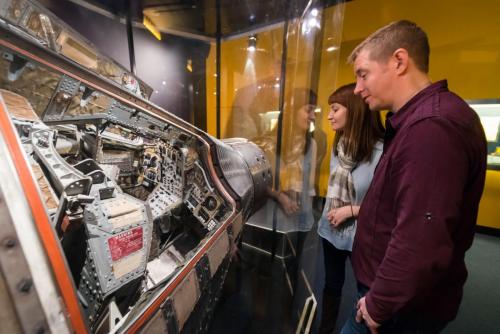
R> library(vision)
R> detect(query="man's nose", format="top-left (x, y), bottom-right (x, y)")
top-left (354, 81), bottom-right (363, 95)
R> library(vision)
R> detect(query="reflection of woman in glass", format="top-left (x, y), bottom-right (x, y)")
top-left (317, 83), bottom-right (384, 334)
top-left (255, 88), bottom-right (318, 233)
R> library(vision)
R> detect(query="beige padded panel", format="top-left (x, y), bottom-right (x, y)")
top-left (138, 310), bottom-right (168, 334)
top-left (207, 231), bottom-right (230, 277)
top-left (172, 269), bottom-right (200, 330)
top-left (231, 212), bottom-right (244, 239)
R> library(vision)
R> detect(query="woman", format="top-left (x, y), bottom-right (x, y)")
top-left (317, 83), bottom-right (384, 334)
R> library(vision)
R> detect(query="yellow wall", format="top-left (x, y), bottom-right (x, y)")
top-left (206, 0), bottom-right (500, 229)
top-left (336, 0), bottom-right (500, 99)
top-left (206, 42), bottom-right (217, 136)
top-left (335, 0), bottom-right (500, 229)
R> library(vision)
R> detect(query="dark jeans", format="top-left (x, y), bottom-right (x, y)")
top-left (340, 283), bottom-right (449, 334)
top-left (322, 237), bottom-right (351, 296)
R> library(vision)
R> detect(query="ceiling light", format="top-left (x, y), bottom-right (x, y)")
top-left (247, 35), bottom-right (257, 52)
top-left (301, 8), bottom-right (321, 35)
top-left (143, 15), bottom-right (161, 41)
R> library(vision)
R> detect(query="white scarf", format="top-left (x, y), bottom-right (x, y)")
top-left (325, 138), bottom-right (357, 234)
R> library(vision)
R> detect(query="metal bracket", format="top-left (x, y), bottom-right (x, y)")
top-left (42, 75), bottom-right (81, 122)
top-left (295, 276), bottom-right (317, 334)
top-left (31, 129), bottom-right (92, 196)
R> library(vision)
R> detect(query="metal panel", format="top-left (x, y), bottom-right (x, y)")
top-left (0, 187), bottom-right (49, 334)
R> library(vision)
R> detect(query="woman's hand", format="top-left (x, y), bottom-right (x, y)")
top-left (278, 192), bottom-right (299, 215)
top-left (327, 205), bottom-right (353, 227)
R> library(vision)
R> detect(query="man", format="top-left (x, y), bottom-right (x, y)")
top-left (341, 20), bottom-right (487, 334)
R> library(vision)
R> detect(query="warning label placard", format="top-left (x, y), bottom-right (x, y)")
top-left (107, 227), bottom-right (143, 261)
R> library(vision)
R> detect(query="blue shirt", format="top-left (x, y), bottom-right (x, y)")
top-left (317, 141), bottom-right (382, 251)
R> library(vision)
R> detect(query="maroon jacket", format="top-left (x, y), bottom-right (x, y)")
top-left (352, 80), bottom-right (487, 324)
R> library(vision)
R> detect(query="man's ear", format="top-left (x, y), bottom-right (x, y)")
top-left (392, 48), bottom-right (409, 74)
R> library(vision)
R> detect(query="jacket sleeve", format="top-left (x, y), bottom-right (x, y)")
top-left (365, 118), bottom-right (469, 323)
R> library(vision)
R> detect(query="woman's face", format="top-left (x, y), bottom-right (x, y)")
top-left (328, 102), bottom-right (348, 131)
top-left (295, 104), bottom-right (316, 131)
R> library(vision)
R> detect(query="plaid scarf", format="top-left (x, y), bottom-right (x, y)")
top-left (325, 138), bottom-right (357, 234)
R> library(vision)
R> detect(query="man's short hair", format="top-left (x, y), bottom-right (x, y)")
top-left (348, 20), bottom-right (430, 73)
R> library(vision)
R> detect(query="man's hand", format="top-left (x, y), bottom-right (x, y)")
top-left (356, 297), bottom-right (380, 334)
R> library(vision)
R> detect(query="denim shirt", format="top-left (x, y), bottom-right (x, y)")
top-left (275, 138), bottom-right (317, 233)
top-left (317, 141), bottom-right (382, 251)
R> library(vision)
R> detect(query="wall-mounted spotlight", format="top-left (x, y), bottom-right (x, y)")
top-left (247, 35), bottom-right (257, 52)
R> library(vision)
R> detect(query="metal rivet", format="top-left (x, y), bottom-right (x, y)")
top-left (425, 212), bottom-right (432, 220)
top-left (3, 238), bottom-right (16, 249)
top-left (18, 278), bottom-right (33, 293)
top-left (34, 322), bottom-right (46, 334)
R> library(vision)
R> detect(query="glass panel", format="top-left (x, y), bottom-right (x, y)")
top-left (220, 27), bottom-right (283, 140)
top-left (0, 51), bottom-right (61, 117)
top-left (143, 1), bottom-right (290, 38)
top-left (212, 1), bottom-right (346, 332)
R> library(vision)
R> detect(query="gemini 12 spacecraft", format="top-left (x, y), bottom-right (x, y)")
top-left (0, 1), bottom-right (272, 333)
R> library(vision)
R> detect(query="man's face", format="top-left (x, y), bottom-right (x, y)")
top-left (353, 49), bottom-right (395, 111)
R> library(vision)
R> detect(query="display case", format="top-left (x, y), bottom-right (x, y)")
top-left (469, 101), bottom-right (500, 170)
top-left (468, 100), bottom-right (500, 230)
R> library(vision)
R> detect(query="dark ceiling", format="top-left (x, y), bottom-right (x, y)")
top-left (72, 0), bottom-right (343, 39)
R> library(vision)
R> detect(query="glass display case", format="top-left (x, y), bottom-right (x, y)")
top-left (204, 3), bottom-right (347, 333)
top-left (469, 101), bottom-right (500, 170)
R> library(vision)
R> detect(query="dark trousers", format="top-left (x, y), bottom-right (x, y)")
top-left (318, 238), bottom-right (351, 334)
top-left (340, 282), bottom-right (448, 334)
top-left (322, 237), bottom-right (351, 297)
